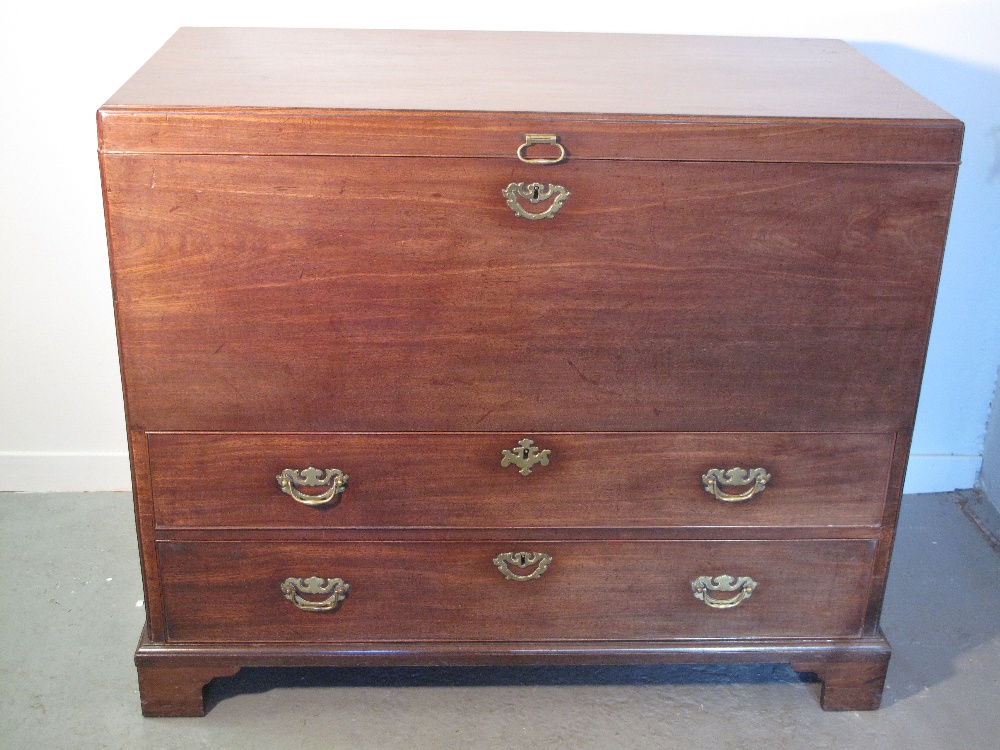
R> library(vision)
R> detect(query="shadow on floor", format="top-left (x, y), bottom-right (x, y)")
top-left (206, 662), bottom-right (809, 712)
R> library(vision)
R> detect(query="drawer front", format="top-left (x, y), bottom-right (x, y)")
top-left (104, 154), bottom-right (953, 433)
top-left (159, 539), bottom-right (876, 643)
top-left (148, 431), bottom-right (893, 529)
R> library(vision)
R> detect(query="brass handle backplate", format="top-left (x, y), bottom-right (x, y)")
top-left (691, 575), bottom-right (758, 609)
top-left (503, 182), bottom-right (571, 220)
top-left (276, 467), bottom-right (349, 506)
top-left (516, 133), bottom-right (566, 164)
top-left (280, 576), bottom-right (350, 612)
top-left (500, 438), bottom-right (551, 476)
top-left (493, 551), bottom-right (553, 581)
top-left (701, 467), bottom-right (771, 503)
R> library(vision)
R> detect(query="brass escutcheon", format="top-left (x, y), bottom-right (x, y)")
top-left (276, 467), bottom-right (349, 506)
top-left (280, 576), bottom-right (350, 612)
top-left (493, 551), bottom-right (553, 581)
top-left (502, 182), bottom-right (571, 220)
top-left (691, 575), bottom-right (758, 609)
top-left (701, 467), bottom-right (771, 503)
top-left (501, 438), bottom-right (551, 476)
top-left (516, 133), bottom-right (566, 164)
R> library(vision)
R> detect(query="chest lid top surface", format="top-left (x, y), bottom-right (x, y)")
top-left (98, 28), bottom-right (962, 163)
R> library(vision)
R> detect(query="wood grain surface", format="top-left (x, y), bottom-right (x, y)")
top-left (103, 29), bottom-right (954, 120)
top-left (97, 110), bottom-right (963, 165)
top-left (97, 31), bottom-right (963, 163)
top-left (147, 431), bottom-right (893, 530)
top-left (158, 539), bottom-right (877, 643)
top-left (790, 657), bottom-right (890, 711)
top-left (103, 154), bottom-right (955, 433)
top-left (133, 630), bottom-right (891, 715)
top-left (135, 664), bottom-right (240, 717)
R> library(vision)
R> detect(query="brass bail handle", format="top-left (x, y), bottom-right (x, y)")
top-left (276, 467), bottom-right (349, 506)
top-left (280, 576), bottom-right (350, 612)
top-left (516, 133), bottom-right (566, 165)
top-left (701, 467), bottom-right (771, 503)
top-left (691, 575), bottom-right (758, 609)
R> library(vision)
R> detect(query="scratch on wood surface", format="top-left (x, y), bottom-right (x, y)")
top-left (567, 359), bottom-right (599, 386)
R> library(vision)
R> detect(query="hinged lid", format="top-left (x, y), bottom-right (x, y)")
top-left (98, 28), bottom-right (963, 164)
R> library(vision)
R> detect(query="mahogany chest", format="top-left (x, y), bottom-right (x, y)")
top-left (98, 28), bottom-right (963, 715)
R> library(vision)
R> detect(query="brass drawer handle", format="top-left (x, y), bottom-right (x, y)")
top-left (276, 467), bottom-right (349, 506)
top-left (516, 133), bottom-right (566, 165)
top-left (701, 467), bottom-right (771, 503)
top-left (493, 551), bottom-right (553, 581)
top-left (500, 438), bottom-right (551, 476)
top-left (503, 182), bottom-right (571, 220)
top-left (280, 576), bottom-right (350, 612)
top-left (691, 575), bottom-right (758, 609)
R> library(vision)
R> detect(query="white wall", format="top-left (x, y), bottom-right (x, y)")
top-left (1, 1), bottom-right (998, 491)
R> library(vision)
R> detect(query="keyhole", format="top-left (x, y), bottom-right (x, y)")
top-left (532, 185), bottom-right (540, 200)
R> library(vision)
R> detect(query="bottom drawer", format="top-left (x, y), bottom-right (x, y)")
top-left (159, 539), bottom-right (876, 643)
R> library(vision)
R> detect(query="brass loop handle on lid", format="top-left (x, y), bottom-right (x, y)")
top-left (701, 467), bottom-right (771, 503)
top-left (691, 575), bottom-right (758, 609)
top-left (276, 467), bottom-right (349, 506)
top-left (493, 551), bottom-right (553, 581)
top-left (501, 438), bottom-right (551, 475)
top-left (516, 133), bottom-right (566, 164)
top-left (280, 576), bottom-right (350, 612)
top-left (502, 182), bottom-right (571, 220)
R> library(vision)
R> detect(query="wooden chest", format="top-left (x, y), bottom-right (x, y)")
top-left (98, 28), bottom-right (963, 716)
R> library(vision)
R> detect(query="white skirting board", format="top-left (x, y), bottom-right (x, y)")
top-left (0, 450), bottom-right (983, 494)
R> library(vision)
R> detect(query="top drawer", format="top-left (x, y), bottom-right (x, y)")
top-left (103, 154), bottom-right (954, 433)
top-left (147, 431), bottom-right (892, 531)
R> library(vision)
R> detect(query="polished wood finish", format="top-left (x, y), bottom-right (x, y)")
top-left (104, 29), bottom-right (952, 119)
top-left (136, 661), bottom-right (240, 717)
top-left (97, 29), bottom-right (962, 164)
top-left (158, 539), bottom-right (876, 642)
top-left (97, 111), bottom-right (962, 165)
top-left (148, 431), bottom-right (893, 530)
top-left (863, 430), bottom-right (917, 635)
top-left (133, 629), bottom-right (891, 716)
top-left (125, 429), bottom-right (166, 641)
top-left (135, 630), bottom-right (892, 667)
top-left (790, 655), bottom-right (891, 711)
top-left (102, 155), bottom-right (955, 433)
top-left (100, 29), bottom-right (962, 715)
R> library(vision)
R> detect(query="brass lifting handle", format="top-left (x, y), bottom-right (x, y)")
top-left (691, 575), bottom-right (758, 609)
top-left (280, 576), bottom-right (350, 612)
top-left (276, 467), bottom-right (348, 506)
top-left (503, 182), bottom-right (571, 220)
top-left (516, 134), bottom-right (566, 164)
top-left (493, 551), bottom-right (552, 581)
top-left (701, 467), bottom-right (771, 503)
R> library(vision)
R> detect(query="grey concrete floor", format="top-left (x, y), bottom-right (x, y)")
top-left (1, 492), bottom-right (998, 749)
